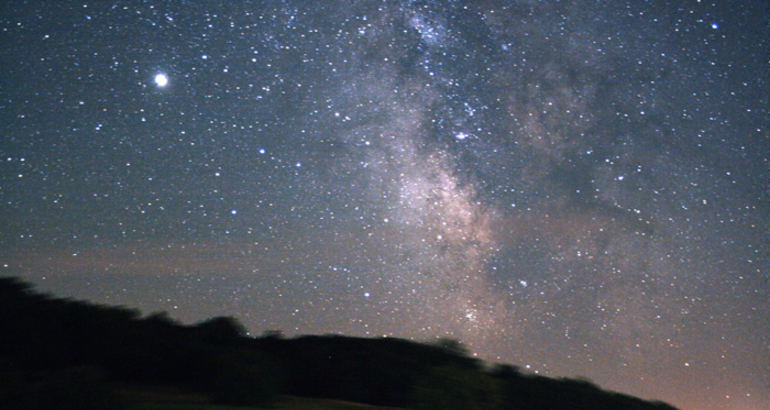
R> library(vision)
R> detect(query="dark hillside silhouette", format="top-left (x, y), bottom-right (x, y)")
top-left (253, 334), bottom-right (483, 407)
top-left (0, 276), bottom-right (679, 410)
top-left (0, 276), bottom-right (282, 408)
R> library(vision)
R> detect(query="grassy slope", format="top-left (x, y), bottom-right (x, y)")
top-left (131, 396), bottom-right (402, 410)
top-left (122, 387), bottom-right (402, 410)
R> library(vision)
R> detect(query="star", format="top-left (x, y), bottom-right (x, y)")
top-left (154, 74), bottom-right (168, 87)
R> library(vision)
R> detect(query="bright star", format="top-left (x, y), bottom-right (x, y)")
top-left (154, 74), bottom-right (168, 87)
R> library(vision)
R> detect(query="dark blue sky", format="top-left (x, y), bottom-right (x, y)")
top-left (1, 2), bottom-right (766, 409)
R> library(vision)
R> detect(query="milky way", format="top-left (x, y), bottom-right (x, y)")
top-left (1, 2), bottom-right (766, 410)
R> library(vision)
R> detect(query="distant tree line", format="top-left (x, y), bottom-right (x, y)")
top-left (0, 276), bottom-right (679, 410)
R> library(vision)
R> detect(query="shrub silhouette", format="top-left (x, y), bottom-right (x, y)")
top-left (194, 316), bottom-right (247, 344)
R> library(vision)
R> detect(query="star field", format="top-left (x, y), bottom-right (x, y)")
top-left (0, 2), bottom-right (767, 410)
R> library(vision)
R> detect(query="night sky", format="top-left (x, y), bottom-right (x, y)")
top-left (1, 1), bottom-right (767, 409)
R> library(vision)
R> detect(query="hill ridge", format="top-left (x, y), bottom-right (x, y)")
top-left (0, 276), bottom-right (679, 410)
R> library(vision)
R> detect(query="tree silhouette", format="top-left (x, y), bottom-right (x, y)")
top-left (193, 316), bottom-right (247, 344)
top-left (432, 337), bottom-right (471, 358)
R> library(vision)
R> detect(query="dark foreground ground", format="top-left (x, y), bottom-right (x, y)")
top-left (123, 386), bottom-right (401, 410)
